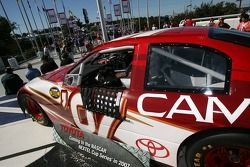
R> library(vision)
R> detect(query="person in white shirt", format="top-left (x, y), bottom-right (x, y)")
top-left (43, 42), bottom-right (50, 57)
top-left (152, 24), bottom-right (157, 30)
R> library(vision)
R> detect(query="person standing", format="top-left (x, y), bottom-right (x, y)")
top-left (96, 32), bottom-right (103, 45)
top-left (152, 24), bottom-right (157, 30)
top-left (184, 18), bottom-right (195, 26)
top-left (55, 41), bottom-right (62, 61)
top-left (60, 47), bottom-right (74, 66)
top-left (43, 42), bottom-right (50, 56)
top-left (25, 63), bottom-right (41, 81)
top-left (85, 41), bottom-right (93, 52)
top-left (40, 55), bottom-right (58, 74)
top-left (163, 22), bottom-right (170, 28)
top-left (1, 67), bottom-right (24, 95)
top-left (208, 18), bottom-right (216, 27)
top-left (237, 13), bottom-right (250, 32)
top-left (216, 17), bottom-right (230, 29)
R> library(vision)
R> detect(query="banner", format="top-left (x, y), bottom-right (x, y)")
top-left (114, 4), bottom-right (121, 16)
top-left (82, 8), bottom-right (89, 24)
top-left (58, 12), bottom-right (67, 25)
top-left (121, 0), bottom-right (130, 13)
top-left (46, 8), bottom-right (57, 24)
top-left (106, 14), bottom-right (112, 22)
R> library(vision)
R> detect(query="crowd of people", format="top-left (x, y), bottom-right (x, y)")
top-left (1, 29), bottom-right (101, 96)
top-left (1, 36), bottom-right (81, 95)
top-left (144, 11), bottom-right (250, 32)
top-left (179, 11), bottom-right (250, 32)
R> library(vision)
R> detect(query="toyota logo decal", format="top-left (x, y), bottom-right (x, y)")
top-left (136, 139), bottom-right (169, 158)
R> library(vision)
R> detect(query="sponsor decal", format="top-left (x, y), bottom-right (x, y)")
top-left (49, 87), bottom-right (61, 99)
top-left (60, 124), bottom-right (84, 138)
top-left (136, 138), bottom-right (169, 158)
top-left (137, 93), bottom-right (250, 124)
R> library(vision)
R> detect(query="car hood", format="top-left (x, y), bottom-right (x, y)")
top-left (41, 64), bottom-right (75, 83)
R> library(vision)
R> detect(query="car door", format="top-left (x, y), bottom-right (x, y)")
top-left (75, 46), bottom-right (134, 138)
top-left (141, 43), bottom-right (232, 130)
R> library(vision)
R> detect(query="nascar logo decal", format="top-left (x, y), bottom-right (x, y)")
top-left (49, 87), bottom-right (61, 99)
top-left (136, 138), bottom-right (169, 158)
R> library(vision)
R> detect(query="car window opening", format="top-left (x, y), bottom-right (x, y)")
top-left (80, 49), bottom-right (133, 119)
top-left (145, 44), bottom-right (230, 94)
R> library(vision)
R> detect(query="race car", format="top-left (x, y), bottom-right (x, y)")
top-left (18, 27), bottom-right (250, 167)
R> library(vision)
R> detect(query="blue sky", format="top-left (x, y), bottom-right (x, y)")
top-left (0, 0), bottom-right (248, 33)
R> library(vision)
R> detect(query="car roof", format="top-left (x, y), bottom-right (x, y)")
top-left (101, 27), bottom-right (250, 47)
top-left (109, 27), bottom-right (207, 42)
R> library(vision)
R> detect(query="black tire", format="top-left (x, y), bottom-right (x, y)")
top-left (18, 94), bottom-right (52, 126)
top-left (178, 129), bottom-right (250, 167)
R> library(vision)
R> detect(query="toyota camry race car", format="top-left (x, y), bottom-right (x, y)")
top-left (18, 27), bottom-right (250, 167)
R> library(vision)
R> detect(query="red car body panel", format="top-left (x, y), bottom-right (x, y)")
top-left (18, 27), bottom-right (250, 167)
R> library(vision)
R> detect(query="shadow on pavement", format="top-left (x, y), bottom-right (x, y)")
top-left (27, 144), bottom-right (100, 167)
top-left (0, 112), bottom-right (29, 125)
top-left (0, 95), bottom-right (17, 101)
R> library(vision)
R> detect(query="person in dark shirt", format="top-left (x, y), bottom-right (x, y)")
top-left (60, 46), bottom-right (74, 66)
top-left (216, 17), bottom-right (230, 29)
top-left (1, 67), bottom-right (24, 95)
top-left (55, 42), bottom-right (62, 61)
top-left (25, 63), bottom-right (41, 81)
top-left (40, 54), bottom-right (58, 74)
top-left (60, 52), bottom-right (74, 66)
top-left (208, 18), bottom-right (216, 27)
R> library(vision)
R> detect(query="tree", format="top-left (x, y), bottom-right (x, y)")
top-left (76, 18), bottom-right (84, 28)
top-left (170, 2), bottom-right (239, 26)
top-left (0, 16), bottom-right (18, 58)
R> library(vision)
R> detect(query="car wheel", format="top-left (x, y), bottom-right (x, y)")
top-left (178, 129), bottom-right (250, 167)
top-left (21, 95), bottom-right (51, 126)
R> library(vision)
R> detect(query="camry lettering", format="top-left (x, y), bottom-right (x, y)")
top-left (205, 97), bottom-right (250, 124)
top-left (137, 94), bottom-right (250, 124)
top-left (137, 93), bottom-right (167, 117)
top-left (167, 95), bottom-right (204, 122)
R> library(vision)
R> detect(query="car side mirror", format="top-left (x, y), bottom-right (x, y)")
top-left (64, 74), bottom-right (79, 86)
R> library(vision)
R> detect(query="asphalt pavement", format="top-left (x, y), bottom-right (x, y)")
top-left (0, 52), bottom-right (98, 167)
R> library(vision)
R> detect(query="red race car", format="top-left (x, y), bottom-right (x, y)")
top-left (18, 27), bottom-right (250, 167)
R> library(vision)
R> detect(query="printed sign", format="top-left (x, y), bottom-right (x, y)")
top-left (54, 123), bottom-right (150, 167)
top-left (107, 14), bottom-right (112, 22)
top-left (58, 12), bottom-right (67, 25)
top-left (114, 4), bottom-right (122, 16)
top-left (46, 9), bottom-right (57, 24)
top-left (121, 0), bottom-right (130, 13)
